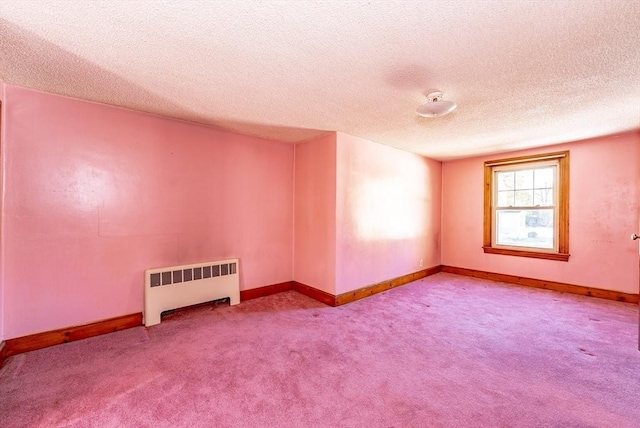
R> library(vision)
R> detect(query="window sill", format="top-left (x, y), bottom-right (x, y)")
top-left (482, 246), bottom-right (570, 262)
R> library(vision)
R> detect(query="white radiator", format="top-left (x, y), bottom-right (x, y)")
top-left (144, 259), bottom-right (240, 327)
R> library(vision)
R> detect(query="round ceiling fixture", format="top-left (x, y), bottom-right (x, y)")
top-left (415, 90), bottom-right (457, 117)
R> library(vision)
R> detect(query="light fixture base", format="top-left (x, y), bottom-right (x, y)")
top-left (426, 91), bottom-right (444, 102)
top-left (415, 89), bottom-right (457, 118)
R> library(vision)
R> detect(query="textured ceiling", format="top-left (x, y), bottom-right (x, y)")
top-left (1, 1), bottom-right (639, 160)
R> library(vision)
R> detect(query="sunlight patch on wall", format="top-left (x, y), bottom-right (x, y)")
top-left (352, 176), bottom-right (426, 241)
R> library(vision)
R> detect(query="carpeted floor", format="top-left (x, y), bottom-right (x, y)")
top-left (1, 272), bottom-right (639, 427)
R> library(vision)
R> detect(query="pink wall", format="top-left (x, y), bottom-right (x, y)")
top-left (293, 132), bottom-right (442, 295)
top-left (0, 81), bottom-right (5, 341)
top-left (335, 133), bottom-right (441, 294)
top-left (293, 133), bottom-right (336, 293)
top-left (442, 132), bottom-right (640, 294)
top-left (3, 83), bottom-right (635, 342)
top-left (1, 85), bottom-right (294, 339)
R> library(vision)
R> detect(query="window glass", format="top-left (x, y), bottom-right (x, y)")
top-left (496, 209), bottom-right (554, 249)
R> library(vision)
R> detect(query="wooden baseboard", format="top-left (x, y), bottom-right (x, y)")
top-left (0, 266), bottom-right (443, 363)
top-left (240, 281), bottom-right (294, 301)
top-left (335, 265), bottom-right (443, 305)
top-left (2, 279), bottom-right (301, 361)
top-left (0, 341), bottom-right (7, 368)
top-left (293, 266), bottom-right (443, 307)
top-left (293, 282), bottom-right (338, 306)
top-left (3, 313), bottom-right (143, 359)
top-left (442, 266), bottom-right (639, 304)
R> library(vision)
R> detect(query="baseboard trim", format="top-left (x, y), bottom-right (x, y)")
top-left (240, 281), bottom-right (294, 301)
top-left (292, 266), bottom-right (443, 307)
top-left (0, 341), bottom-right (7, 368)
top-left (3, 313), bottom-right (143, 359)
top-left (335, 265), bottom-right (443, 305)
top-left (293, 281), bottom-right (338, 306)
top-left (0, 266), bottom-right (447, 362)
top-left (442, 266), bottom-right (639, 304)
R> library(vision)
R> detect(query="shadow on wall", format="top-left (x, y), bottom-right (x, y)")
top-left (0, 18), bottom-right (326, 143)
top-left (0, 18), bottom-right (191, 118)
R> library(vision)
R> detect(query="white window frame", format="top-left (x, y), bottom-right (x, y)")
top-left (492, 160), bottom-right (559, 253)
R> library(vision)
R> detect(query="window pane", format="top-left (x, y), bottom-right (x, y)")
top-left (497, 191), bottom-right (514, 207)
top-left (497, 171), bottom-right (514, 190)
top-left (534, 188), bottom-right (554, 206)
top-left (515, 169), bottom-right (533, 190)
top-left (514, 190), bottom-right (533, 206)
top-left (534, 167), bottom-right (555, 189)
top-left (496, 209), bottom-right (554, 249)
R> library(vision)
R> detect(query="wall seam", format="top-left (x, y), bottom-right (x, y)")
top-left (0, 84), bottom-right (6, 341)
top-left (291, 143), bottom-right (297, 281)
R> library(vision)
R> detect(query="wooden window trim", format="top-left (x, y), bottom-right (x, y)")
top-left (483, 151), bottom-right (570, 261)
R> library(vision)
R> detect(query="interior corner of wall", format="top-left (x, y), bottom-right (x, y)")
top-left (0, 82), bottom-right (5, 341)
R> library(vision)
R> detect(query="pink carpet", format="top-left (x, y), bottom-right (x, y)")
top-left (1, 272), bottom-right (639, 427)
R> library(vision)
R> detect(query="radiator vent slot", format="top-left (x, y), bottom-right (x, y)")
top-left (146, 263), bottom-right (238, 288)
top-left (173, 270), bottom-right (182, 283)
top-left (144, 259), bottom-right (240, 326)
top-left (150, 273), bottom-right (161, 287)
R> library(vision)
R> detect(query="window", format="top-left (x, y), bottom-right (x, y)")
top-left (483, 151), bottom-right (569, 261)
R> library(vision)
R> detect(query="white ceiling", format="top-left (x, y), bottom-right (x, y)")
top-left (1, 1), bottom-right (639, 160)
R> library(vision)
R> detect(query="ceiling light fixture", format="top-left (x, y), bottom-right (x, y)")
top-left (415, 90), bottom-right (457, 117)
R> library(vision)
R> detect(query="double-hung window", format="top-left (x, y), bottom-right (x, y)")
top-left (483, 151), bottom-right (569, 261)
